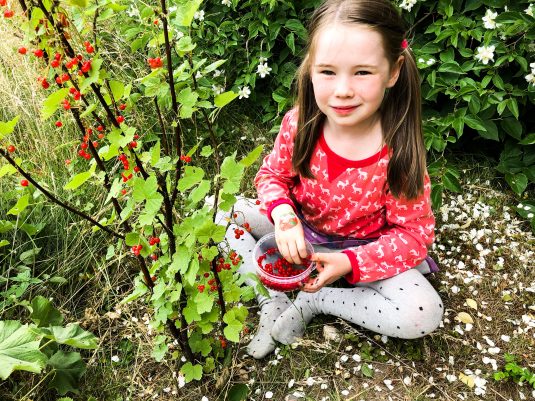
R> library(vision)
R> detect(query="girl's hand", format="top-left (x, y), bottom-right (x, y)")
top-left (302, 252), bottom-right (352, 293)
top-left (271, 204), bottom-right (308, 265)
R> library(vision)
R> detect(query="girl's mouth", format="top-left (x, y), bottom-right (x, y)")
top-left (331, 105), bottom-right (358, 115)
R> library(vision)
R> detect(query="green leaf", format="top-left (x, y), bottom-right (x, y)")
top-left (0, 321), bottom-right (47, 379)
top-left (132, 176), bottom-right (164, 226)
top-left (284, 19), bottom-right (307, 40)
top-left (507, 98), bottom-right (519, 119)
top-left (177, 87), bottom-right (198, 107)
top-left (151, 141), bottom-right (161, 166)
top-left (67, 0), bottom-right (88, 7)
top-left (41, 324), bottom-right (98, 349)
top-left (443, 172), bottom-right (462, 192)
top-left (202, 59), bottom-right (227, 74)
top-left (79, 103), bottom-right (97, 118)
top-left (0, 163), bottom-right (17, 178)
top-left (0, 240), bottom-right (9, 248)
top-left (240, 145), bottom-right (263, 167)
top-left (176, 36), bottom-right (197, 55)
top-left (519, 133), bottom-right (535, 145)
top-left (361, 363), bottom-right (374, 378)
top-left (200, 145), bottom-right (213, 157)
top-left (201, 246), bottom-right (219, 262)
top-left (196, 221), bottom-right (226, 244)
top-left (180, 362), bottom-right (203, 383)
top-left (221, 156), bottom-right (244, 194)
top-left (7, 194), bottom-right (30, 216)
top-left (223, 307), bottom-right (247, 342)
top-left (188, 180), bottom-right (211, 206)
top-left (188, 331), bottom-right (212, 357)
top-left (438, 62), bottom-right (465, 74)
top-left (285, 32), bottom-right (295, 54)
top-left (47, 351), bottom-right (86, 395)
top-left (178, 166), bottom-right (204, 192)
top-left (214, 91), bottom-right (239, 108)
top-left (41, 89), bottom-right (70, 120)
top-left (227, 383), bottom-right (249, 401)
top-left (464, 114), bottom-right (487, 132)
top-left (0, 115), bottom-right (20, 140)
top-left (152, 335), bottom-right (168, 362)
top-left (195, 291), bottom-right (214, 315)
top-left (109, 80), bottom-right (125, 101)
top-left (501, 118), bottom-right (523, 140)
top-left (173, 0), bottom-right (203, 27)
top-left (30, 296), bottom-right (64, 327)
top-left (79, 58), bottom-right (103, 93)
top-left (505, 173), bottom-right (528, 195)
top-left (63, 165), bottom-right (95, 190)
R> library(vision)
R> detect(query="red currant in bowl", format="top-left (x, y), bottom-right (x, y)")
top-left (253, 232), bottom-right (314, 292)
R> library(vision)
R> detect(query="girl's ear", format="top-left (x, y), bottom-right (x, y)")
top-left (386, 55), bottom-right (405, 88)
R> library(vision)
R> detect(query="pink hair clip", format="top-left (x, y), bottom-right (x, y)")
top-left (401, 39), bottom-right (409, 49)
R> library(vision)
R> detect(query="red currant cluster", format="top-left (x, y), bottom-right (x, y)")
top-left (233, 227), bottom-right (245, 239)
top-left (50, 52), bottom-right (62, 68)
top-left (180, 154), bottom-right (191, 163)
top-left (214, 251), bottom-right (241, 273)
top-left (148, 57), bottom-right (163, 69)
top-left (148, 236), bottom-right (161, 246)
top-left (83, 40), bottom-right (94, 54)
top-left (1, 0), bottom-right (14, 18)
top-left (131, 244), bottom-right (143, 256)
top-left (256, 247), bottom-right (311, 291)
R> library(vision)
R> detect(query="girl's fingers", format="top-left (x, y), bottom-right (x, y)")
top-left (287, 241), bottom-right (302, 264)
top-left (296, 236), bottom-right (308, 259)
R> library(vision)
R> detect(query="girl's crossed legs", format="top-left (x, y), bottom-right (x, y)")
top-left (218, 198), bottom-right (443, 358)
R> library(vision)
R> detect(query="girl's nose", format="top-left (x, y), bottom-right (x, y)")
top-left (334, 77), bottom-right (353, 97)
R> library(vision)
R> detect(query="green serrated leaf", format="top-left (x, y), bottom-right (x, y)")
top-left (41, 324), bottom-right (98, 349)
top-left (79, 103), bottom-right (97, 118)
top-left (361, 363), bottom-right (374, 378)
top-left (151, 141), bottom-right (161, 166)
top-left (7, 194), bottom-right (30, 216)
top-left (214, 91), bottom-right (238, 108)
top-left (505, 173), bottom-right (528, 195)
top-left (178, 166), bottom-right (204, 192)
top-left (64, 169), bottom-right (93, 190)
top-left (0, 115), bottom-right (20, 140)
top-left (41, 89), bottom-right (70, 120)
top-left (188, 331), bottom-right (212, 357)
top-left (180, 362), bottom-right (203, 383)
top-left (0, 321), bottom-right (47, 380)
top-left (195, 291), bottom-right (214, 315)
top-left (47, 351), bottom-right (86, 395)
top-left (173, 0), bottom-right (203, 27)
top-left (30, 296), bottom-right (64, 327)
top-left (109, 80), bottom-right (125, 101)
top-left (240, 145), bottom-right (263, 167)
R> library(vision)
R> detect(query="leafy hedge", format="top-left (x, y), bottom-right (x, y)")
top-left (195, 0), bottom-right (534, 224)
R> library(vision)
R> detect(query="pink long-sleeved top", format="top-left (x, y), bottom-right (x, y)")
top-left (254, 108), bottom-right (435, 283)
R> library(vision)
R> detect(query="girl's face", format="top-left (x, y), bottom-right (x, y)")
top-left (310, 24), bottom-right (403, 135)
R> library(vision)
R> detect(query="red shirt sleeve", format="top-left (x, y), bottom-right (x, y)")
top-left (254, 109), bottom-right (299, 220)
top-left (343, 174), bottom-right (435, 284)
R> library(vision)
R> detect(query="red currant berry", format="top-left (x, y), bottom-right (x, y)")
top-left (7, 145), bottom-right (15, 153)
top-left (20, 179), bottom-right (29, 187)
top-left (55, 121), bottom-right (63, 127)
top-left (18, 47), bottom-right (27, 55)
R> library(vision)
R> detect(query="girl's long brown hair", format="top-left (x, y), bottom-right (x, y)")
top-left (292, 0), bottom-right (425, 200)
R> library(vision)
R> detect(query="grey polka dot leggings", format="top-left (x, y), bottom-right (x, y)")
top-left (219, 198), bottom-right (444, 340)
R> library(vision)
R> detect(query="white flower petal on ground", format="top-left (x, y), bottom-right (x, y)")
top-left (288, 379), bottom-right (295, 388)
top-left (201, 397), bottom-right (209, 401)
top-left (264, 391), bottom-right (273, 399)
top-left (111, 355), bottom-right (120, 362)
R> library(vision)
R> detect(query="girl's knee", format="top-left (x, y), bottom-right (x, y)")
top-left (395, 296), bottom-right (443, 339)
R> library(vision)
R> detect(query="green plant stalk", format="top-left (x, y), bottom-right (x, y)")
top-left (0, 149), bottom-right (124, 239)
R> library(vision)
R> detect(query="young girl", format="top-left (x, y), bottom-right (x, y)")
top-left (221, 0), bottom-right (443, 359)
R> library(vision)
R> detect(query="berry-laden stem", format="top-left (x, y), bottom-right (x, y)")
top-left (0, 149), bottom-right (124, 239)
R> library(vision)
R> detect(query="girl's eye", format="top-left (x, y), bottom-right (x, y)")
top-left (320, 70), bottom-right (335, 75)
top-left (355, 71), bottom-right (371, 76)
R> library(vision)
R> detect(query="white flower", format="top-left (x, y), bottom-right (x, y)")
top-left (213, 69), bottom-right (222, 78)
top-left (475, 45), bottom-right (495, 65)
top-left (212, 84), bottom-right (224, 95)
top-left (482, 9), bottom-right (498, 29)
top-left (526, 5), bottom-right (534, 17)
top-left (258, 56), bottom-right (268, 64)
top-left (111, 355), bottom-right (120, 362)
top-left (194, 10), bottom-right (205, 21)
top-left (399, 0), bottom-right (417, 12)
top-left (526, 73), bottom-right (535, 86)
top-left (222, 0), bottom-right (232, 6)
top-left (238, 86), bottom-right (251, 99)
top-left (256, 62), bottom-right (272, 78)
